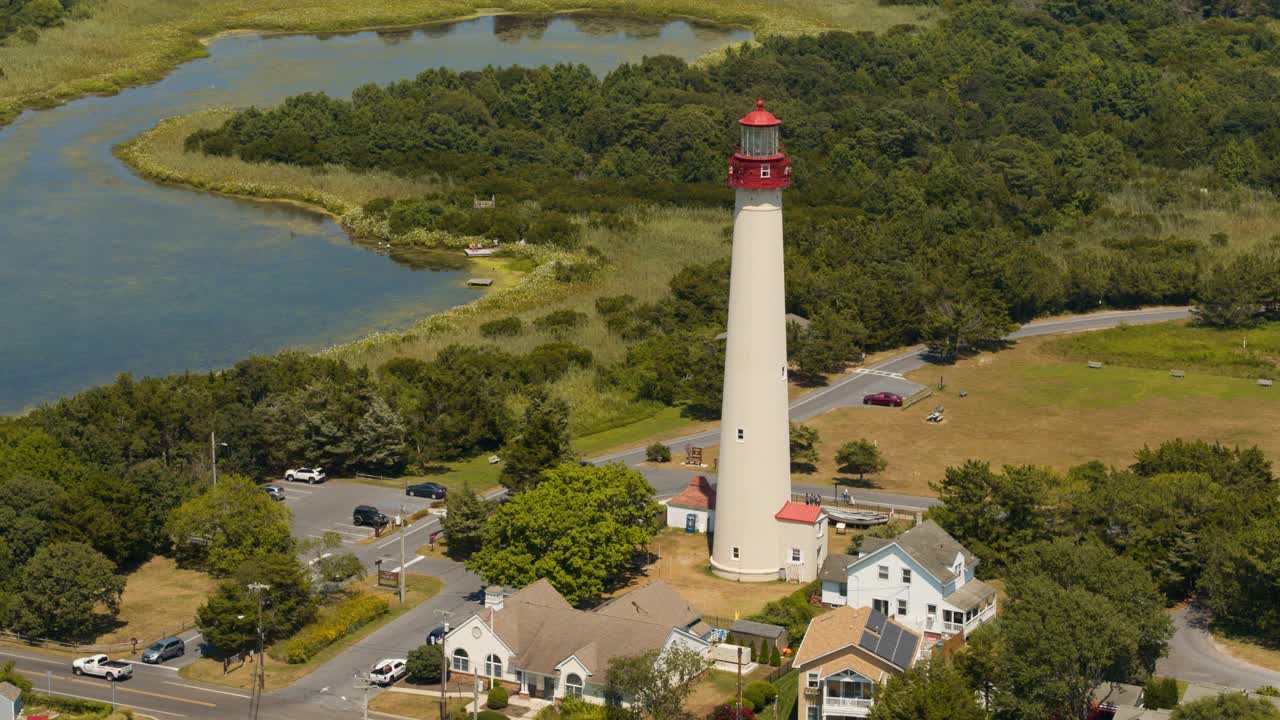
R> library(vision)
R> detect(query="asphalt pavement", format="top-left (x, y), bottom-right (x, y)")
top-left (1157, 605), bottom-right (1280, 691)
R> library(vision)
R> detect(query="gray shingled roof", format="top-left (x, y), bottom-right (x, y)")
top-left (0, 681), bottom-right (19, 702)
top-left (820, 553), bottom-right (853, 583)
top-left (883, 520), bottom-right (976, 583)
top-left (730, 620), bottom-right (786, 639)
top-left (858, 537), bottom-right (891, 556)
top-left (944, 579), bottom-right (996, 610)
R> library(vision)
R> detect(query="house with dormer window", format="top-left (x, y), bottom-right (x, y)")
top-left (794, 606), bottom-right (921, 719)
top-left (817, 520), bottom-right (996, 642)
top-left (441, 579), bottom-right (711, 704)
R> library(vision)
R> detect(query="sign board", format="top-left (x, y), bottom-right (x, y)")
top-left (377, 569), bottom-right (399, 588)
top-left (223, 651), bottom-right (245, 674)
top-left (685, 446), bottom-right (703, 465)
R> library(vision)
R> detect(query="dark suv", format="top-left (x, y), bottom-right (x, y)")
top-left (353, 505), bottom-right (389, 527)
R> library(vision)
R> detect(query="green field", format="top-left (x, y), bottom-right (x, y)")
top-left (1051, 320), bottom-right (1280, 379)
top-left (797, 327), bottom-right (1280, 497)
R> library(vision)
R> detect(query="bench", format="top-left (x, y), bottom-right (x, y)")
top-left (1170, 369), bottom-right (1186, 378)
top-left (1260, 379), bottom-right (1274, 387)
top-left (1088, 361), bottom-right (1103, 369)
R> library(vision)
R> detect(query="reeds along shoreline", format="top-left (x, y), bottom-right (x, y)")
top-left (0, 0), bottom-right (936, 127)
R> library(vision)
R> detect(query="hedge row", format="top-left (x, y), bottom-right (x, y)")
top-left (22, 691), bottom-right (116, 717)
top-left (272, 594), bottom-right (389, 664)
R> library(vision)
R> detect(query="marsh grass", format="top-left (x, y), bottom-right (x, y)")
top-left (0, 0), bottom-right (937, 126)
top-left (1049, 171), bottom-right (1280, 257)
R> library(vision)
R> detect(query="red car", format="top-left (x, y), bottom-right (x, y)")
top-left (863, 391), bottom-right (903, 407)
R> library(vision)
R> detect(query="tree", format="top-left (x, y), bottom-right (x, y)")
top-left (468, 463), bottom-right (661, 605)
top-left (1172, 693), bottom-right (1280, 720)
top-left (499, 389), bottom-right (572, 493)
top-left (645, 443), bottom-right (671, 463)
top-left (835, 440), bottom-right (887, 483)
top-left (922, 295), bottom-right (1013, 361)
top-left (166, 474), bottom-right (294, 576)
top-left (605, 645), bottom-right (707, 720)
top-left (12, 542), bottom-right (124, 640)
top-left (927, 461), bottom-right (1055, 577)
top-left (954, 623), bottom-right (1002, 712)
top-left (991, 543), bottom-right (1173, 720)
top-left (1194, 256), bottom-right (1264, 328)
top-left (196, 553), bottom-right (317, 651)
top-left (1144, 677), bottom-right (1181, 710)
top-left (443, 482), bottom-right (488, 559)
top-left (868, 658), bottom-right (985, 720)
top-left (352, 396), bottom-right (407, 475)
top-left (407, 643), bottom-right (443, 683)
top-left (1199, 517), bottom-right (1280, 637)
top-left (314, 553), bottom-right (366, 584)
top-left (789, 423), bottom-right (820, 471)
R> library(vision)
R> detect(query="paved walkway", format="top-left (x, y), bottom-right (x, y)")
top-left (1157, 605), bottom-right (1280, 691)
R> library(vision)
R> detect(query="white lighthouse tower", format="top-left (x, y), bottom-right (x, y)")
top-left (711, 101), bottom-right (823, 583)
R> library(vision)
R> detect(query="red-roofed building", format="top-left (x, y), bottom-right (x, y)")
top-left (666, 475), bottom-right (717, 533)
top-left (775, 501), bottom-right (823, 524)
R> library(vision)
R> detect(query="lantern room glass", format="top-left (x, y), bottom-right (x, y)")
top-left (740, 124), bottom-right (779, 157)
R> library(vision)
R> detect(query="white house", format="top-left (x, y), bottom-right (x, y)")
top-left (818, 520), bottom-right (996, 643)
top-left (441, 579), bottom-right (711, 704)
top-left (794, 606), bottom-right (921, 719)
top-left (665, 475), bottom-right (716, 533)
top-left (0, 681), bottom-right (20, 720)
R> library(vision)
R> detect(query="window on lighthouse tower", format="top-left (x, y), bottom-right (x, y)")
top-left (759, 165), bottom-right (771, 179)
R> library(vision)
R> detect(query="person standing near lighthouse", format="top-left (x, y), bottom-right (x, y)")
top-left (710, 101), bottom-right (820, 582)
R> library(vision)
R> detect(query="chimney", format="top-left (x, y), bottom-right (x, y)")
top-left (485, 586), bottom-right (506, 611)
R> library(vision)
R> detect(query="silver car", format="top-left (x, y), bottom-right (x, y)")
top-left (262, 485), bottom-right (286, 501)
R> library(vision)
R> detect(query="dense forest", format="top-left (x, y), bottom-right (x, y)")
top-left (189, 0), bottom-right (1280, 361)
top-left (0, 0), bottom-right (91, 43)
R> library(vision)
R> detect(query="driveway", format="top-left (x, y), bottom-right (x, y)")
top-left (1157, 605), bottom-right (1280, 690)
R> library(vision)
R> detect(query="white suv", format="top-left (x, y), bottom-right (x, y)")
top-left (369, 658), bottom-right (407, 686)
top-left (285, 467), bottom-right (326, 484)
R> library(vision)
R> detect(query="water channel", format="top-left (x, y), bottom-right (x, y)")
top-left (0, 14), bottom-right (750, 413)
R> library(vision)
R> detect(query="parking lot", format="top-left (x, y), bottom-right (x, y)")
top-left (272, 480), bottom-right (439, 548)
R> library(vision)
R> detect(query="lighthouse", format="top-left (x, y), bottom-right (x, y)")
top-left (710, 101), bottom-right (825, 583)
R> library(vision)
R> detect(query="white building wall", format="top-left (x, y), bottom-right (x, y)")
top-left (442, 615), bottom-right (520, 686)
top-left (776, 519), bottom-right (826, 583)
top-left (666, 505), bottom-right (713, 533)
top-left (710, 187), bottom-right (792, 582)
top-left (843, 548), bottom-right (946, 636)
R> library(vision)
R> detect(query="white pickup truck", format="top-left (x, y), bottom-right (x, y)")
top-left (72, 654), bottom-right (133, 680)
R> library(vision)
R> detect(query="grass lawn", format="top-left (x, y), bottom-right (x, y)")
top-left (1050, 320), bottom-right (1280, 379)
top-left (687, 667), bottom-right (774, 718)
top-left (574, 406), bottom-right (713, 458)
top-left (369, 693), bottom-right (468, 719)
top-left (618, 529), bottom-right (798, 624)
top-left (1212, 631), bottom-right (1280, 673)
top-left (179, 574), bottom-right (442, 691)
top-left (334, 455), bottom-right (503, 496)
top-left (96, 556), bottom-right (218, 646)
top-left (794, 330), bottom-right (1280, 497)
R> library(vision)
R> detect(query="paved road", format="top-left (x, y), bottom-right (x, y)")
top-left (593, 307), bottom-right (1193, 504)
top-left (1158, 605), bottom-right (1280, 691)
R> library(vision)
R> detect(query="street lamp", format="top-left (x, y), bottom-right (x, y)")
top-left (211, 432), bottom-right (228, 485)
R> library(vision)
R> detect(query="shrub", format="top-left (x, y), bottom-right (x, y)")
top-left (594, 294), bottom-right (635, 316)
top-left (743, 685), bottom-right (766, 710)
top-left (749, 640), bottom-right (758, 663)
top-left (769, 646), bottom-right (781, 666)
top-left (407, 643), bottom-right (443, 683)
top-left (1258, 686), bottom-right (1280, 698)
top-left (645, 442), bottom-right (671, 463)
top-left (746, 681), bottom-right (778, 707)
top-left (1145, 676), bottom-right (1181, 710)
top-left (478, 711), bottom-right (508, 720)
top-left (487, 685), bottom-right (509, 709)
top-left (481, 317), bottom-right (523, 337)
top-left (273, 594), bottom-right (389, 664)
top-left (533, 309), bottom-right (587, 334)
top-left (708, 703), bottom-right (755, 720)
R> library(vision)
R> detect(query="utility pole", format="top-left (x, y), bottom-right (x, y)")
top-left (473, 675), bottom-right (480, 720)
top-left (398, 503), bottom-right (407, 607)
top-left (247, 582), bottom-right (270, 720)
top-left (353, 672), bottom-right (373, 720)
top-left (211, 432), bottom-right (227, 485)
top-left (436, 609), bottom-right (452, 720)
top-left (737, 645), bottom-right (747, 717)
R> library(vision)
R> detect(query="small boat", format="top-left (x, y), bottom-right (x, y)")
top-left (824, 508), bottom-right (890, 526)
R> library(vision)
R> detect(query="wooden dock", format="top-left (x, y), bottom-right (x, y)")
top-left (466, 278), bottom-right (494, 287)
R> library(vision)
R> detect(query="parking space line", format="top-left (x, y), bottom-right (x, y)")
top-left (164, 681), bottom-right (252, 699)
top-left (376, 518), bottom-right (439, 550)
top-left (389, 556), bottom-right (425, 573)
top-left (285, 487), bottom-right (314, 494)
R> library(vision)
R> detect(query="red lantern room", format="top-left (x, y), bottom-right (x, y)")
top-left (728, 100), bottom-right (791, 190)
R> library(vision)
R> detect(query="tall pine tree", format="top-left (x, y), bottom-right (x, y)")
top-left (443, 482), bottom-right (487, 559)
top-left (499, 388), bottom-right (571, 493)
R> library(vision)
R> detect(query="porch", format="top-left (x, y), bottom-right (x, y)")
top-left (805, 670), bottom-right (876, 718)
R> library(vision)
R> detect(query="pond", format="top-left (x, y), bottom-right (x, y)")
top-left (0, 14), bottom-right (751, 414)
